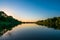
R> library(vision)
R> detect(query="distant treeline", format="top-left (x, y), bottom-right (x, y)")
top-left (0, 11), bottom-right (22, 36)
top-left (36, 17), bottom-right (60, 29)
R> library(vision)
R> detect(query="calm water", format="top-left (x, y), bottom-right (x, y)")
top-left (0, 24), bottom-right (60, 40)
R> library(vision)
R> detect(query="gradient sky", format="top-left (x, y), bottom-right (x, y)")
top-left (0, 0), bottom-right (60, 21)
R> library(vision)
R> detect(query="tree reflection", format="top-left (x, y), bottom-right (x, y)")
top-left (0, 11), bottom-right (22, 36)
top-left (36, 17), bottom-right (60, 30)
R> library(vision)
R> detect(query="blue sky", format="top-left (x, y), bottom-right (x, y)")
top-left (0, 0), bottom-right (60, 21)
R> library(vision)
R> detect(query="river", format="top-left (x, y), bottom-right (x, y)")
top-left (0, 24), bottom-right (60, 40)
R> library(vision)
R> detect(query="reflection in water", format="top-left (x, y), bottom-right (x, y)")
top-left (0, 23), bottom-right (60, 37)
top-left (0, 29), bottom-right (7, 36)
top-left (0, 23), bottom-right (22, 37)
top-left (0, 24), bottom-right (60, 40)
top-left (37, 23), bottom-right (60, 30)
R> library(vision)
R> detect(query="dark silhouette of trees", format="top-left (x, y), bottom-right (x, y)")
top-left (0, 11), bottom-right (22, 36)
top-left (36, 17), bottom-right (60, 29)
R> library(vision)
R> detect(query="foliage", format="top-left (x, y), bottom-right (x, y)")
top-left (36, 17), bottom-right (60, 29)
top-left (0, 11), bottom-right (22, 36)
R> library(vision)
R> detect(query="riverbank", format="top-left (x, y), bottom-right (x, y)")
top-left (36, 17), bottom-right (60, 29)
top-left (0, 11), bottom-right (22, 36)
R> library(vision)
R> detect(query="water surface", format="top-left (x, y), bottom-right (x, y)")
top-left (0, 24), bottom-right (60, 40)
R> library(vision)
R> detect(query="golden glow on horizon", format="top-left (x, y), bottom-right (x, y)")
top-left (0, 7), bottom-right (22, 20)
top-left (0, 8), bottom-right (39, 22)
top-left (0, 7), bottom-right (44, 22)
top-left (20, 19), bottom-right (37, 22)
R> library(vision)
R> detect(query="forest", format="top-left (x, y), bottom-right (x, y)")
top-left (0, 11), bottom-right (22, 36)
top-left (36, 17), bottom-right (60, 29)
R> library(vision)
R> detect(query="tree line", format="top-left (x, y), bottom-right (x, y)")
top-left (0, 11), bottom-right (22, 36)
top-left (36, 17), bottom-right (60, 29)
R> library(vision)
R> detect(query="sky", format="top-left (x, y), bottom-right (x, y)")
top-left (0, 0), bottom-right (60, 22)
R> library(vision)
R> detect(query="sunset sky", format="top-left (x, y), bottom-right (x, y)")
top-left (0, 0), bottom-right (60, 22)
